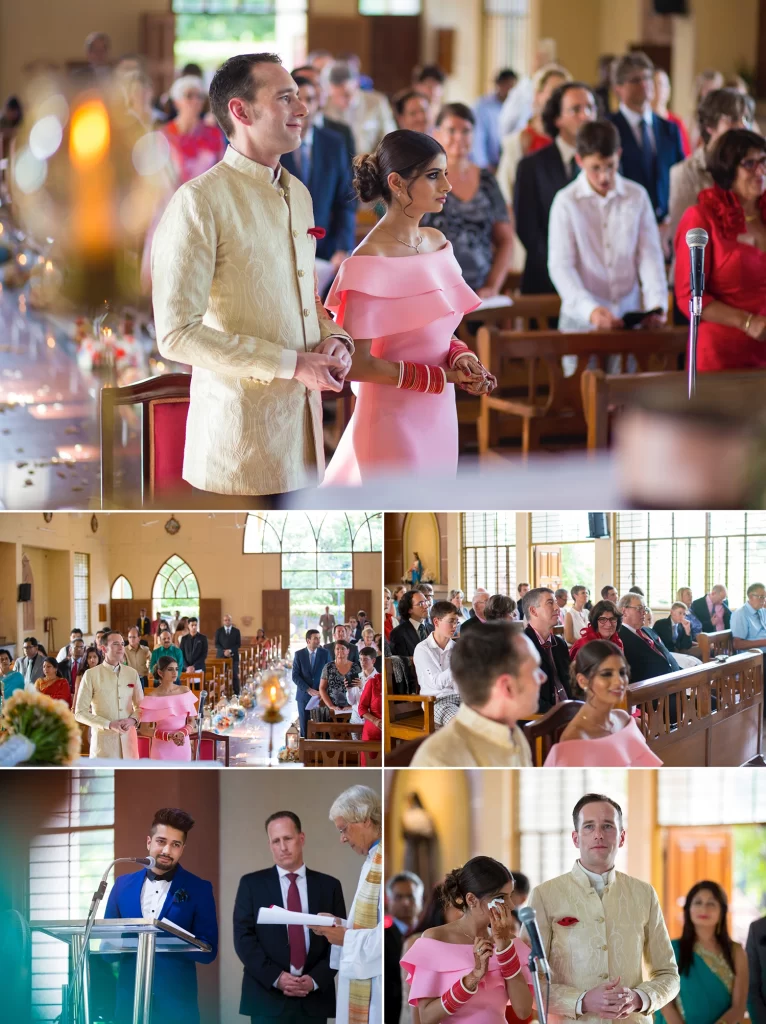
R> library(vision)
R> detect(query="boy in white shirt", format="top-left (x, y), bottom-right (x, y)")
top-left (412, 600), bottom-right (461, 727)
top-left (547, 119), bottom-right (668, 333)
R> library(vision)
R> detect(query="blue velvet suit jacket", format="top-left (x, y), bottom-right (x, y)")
top-left (281, 125), bottom-right (356, 261)
top-left (105, 863), bottom-right (218, 1024)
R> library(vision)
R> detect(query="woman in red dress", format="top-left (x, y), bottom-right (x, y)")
top-left (36, 656), bottom-right (72, 706)
top-left (162, 76), bottom-right (226, 186)
top-left (568, 600), bottom-right (625, 661)
top-left (675, 128), bottom-right (766, 371)
top-left (358, 670), bottom-right (382, 766)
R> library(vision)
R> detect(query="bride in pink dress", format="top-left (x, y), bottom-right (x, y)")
top-left (323, 130), bottom-right (497, 485)
top-left (544, 640), bottom-right (663, 767)
top-left (138, 655), bottom-right (197, 761)
top-left (402, 857), bottom-right (533, 1024)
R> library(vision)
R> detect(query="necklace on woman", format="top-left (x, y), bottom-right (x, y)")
top-left (382, 226), bottom-right (423, 253)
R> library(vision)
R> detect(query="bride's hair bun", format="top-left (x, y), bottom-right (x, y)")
top-left (437, 868), bottom-right (466, 909)
top-left (353, 153), bottom-right (384, 203)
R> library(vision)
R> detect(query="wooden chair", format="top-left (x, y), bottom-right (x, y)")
top-left (383, 657), bottom-right (436, 753)
top-left (100, 373), bottom-right (192, 508)
top-left (298, 738), bottom-right (382, 766)
top-left (190, 731), bottom-right (230, 766)
top-left (180, 669), bottom-right (204, 692)
top-left (696, 630), bottom-right (735, 663)
top-left (523, 701), bottom-right (585, 766)
top-left (205, 657), bottom-right (232, 700)
top-left (476, 327), bottom-right (686, 458)
top-left (581, 368), bottom-right (766, 450)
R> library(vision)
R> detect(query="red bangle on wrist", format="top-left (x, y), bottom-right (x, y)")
top-left (397, 361), bottom-right (447, 394)
top-left (495, 942), bottom-right (521, 979)
top-left (441, 978), bottom-right (475, 1015)
top-left (447, 338), bottom-right (472, 369)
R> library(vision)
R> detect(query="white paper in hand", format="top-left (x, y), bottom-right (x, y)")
top-left (257, 906), bottom-right (347, 928)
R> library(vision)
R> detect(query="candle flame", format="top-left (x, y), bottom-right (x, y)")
top-left (69, 99), bottom-right (110, 168)
top-left (269, 684), bottom-right (277, 702)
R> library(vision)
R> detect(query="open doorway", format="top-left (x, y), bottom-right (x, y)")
top-left (533, 542), bottom-right (595, 595)
top-left (288, 589), bottom-right (345, 655)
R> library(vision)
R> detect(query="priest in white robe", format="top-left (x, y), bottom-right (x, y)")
top-left (312, 785), bottom-right (382, 1024)
top-left (151, 53), bottom-right (353, 499)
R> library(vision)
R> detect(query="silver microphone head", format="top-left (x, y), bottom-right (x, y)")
top-left (517, 906), bottom-right (536, 924)
top-left (145, 856), bottom-right (156, 868)
top-left (686, 227), bottom-right (709, 249)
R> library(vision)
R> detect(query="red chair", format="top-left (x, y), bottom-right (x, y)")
top-left (137, 735), bottom-right (151, 758)
top-left (100, 373), bottom-right (193, 507)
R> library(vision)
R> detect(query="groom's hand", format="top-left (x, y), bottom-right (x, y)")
top-left (582, 978), bottom-right (634, 1018)
top-left (294, 352), bottom-right (346, 393)
top-left (315, 337), bottom-right (352, 376)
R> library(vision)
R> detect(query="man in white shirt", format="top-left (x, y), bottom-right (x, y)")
top-left (411, 621), bottom-right (542, 767)
top-left (56, 628), bottom-right (84, 663)
top-left (413, 600), bottom-right (460, 726)
top-left (233, 810), bottom-right (346, 1024)
top-left (528, 794), bottom-right (678, 1022)
top-left (548, 119), bottom-right (667, 332)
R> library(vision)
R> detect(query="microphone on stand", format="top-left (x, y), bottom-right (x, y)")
top-left (685, 227), bottom-right (708, 398)
top-left (517, 905), bottom-right (550, 1024)
top-left (71, 857), bottom-right (156, 1021)
top-left (195, 690), bottom-right (208, 761)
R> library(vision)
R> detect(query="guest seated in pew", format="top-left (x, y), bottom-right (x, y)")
top-left (730, 582), bottom-right (766, 655)
top-left (388, 590), bottom-right (433, 659)
top-left (617, 593), bottom-right (680, 682)
top-left (691, 584), bottom-right (731, 633)
top-left (677, 587), bottom-right (704, 634)
top-left (316, 640), bottom-right (360, 722)
top-left (630, 585), bottom-right (653, 626)
top-left (460, 593), bottom-right (516, 635)
top-left (524, 587), bottom-right (573, 712)
top-left (138, 655), bottom-right (197, 761)
top-left (0, 649), bottom-right (25, 700)
top-left (568, 599), bottom-right (624, 660)
top-left (554, 588), bottom-right (569, 626)
top-left (563, 585), bottom-right (591, 645)
top-left (548, 119), bottom-right (667, 333)
top-left (324, 623), bottom-right (360, 664)
top-left (412, 600), bottom-right (460, 727)
top-left (422, 103), bottom-right (514, 298)
top-left (601, 584), bottom-right (619, 603)
top-left (654, 603), bottom-right (703, 668)
top-left (543, 640), bottom-right (662, 767)
top-left (411, 622), bottom-right (540, 767)
top-left (675, 128), bottom-right (766, 371)
top-left (449, 589), bottom-right (471, 624)
top-left (35, 657), bottom-right (73, 707)
top-left (392, 89), bottom-right (430, 133)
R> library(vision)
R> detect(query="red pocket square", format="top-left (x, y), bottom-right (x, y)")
top-left (307, 227), bottom-right (326, 240)
top-left (127, 683), bottom-right (134, 688)
top-left (557, 917), bottom-right (579, 926)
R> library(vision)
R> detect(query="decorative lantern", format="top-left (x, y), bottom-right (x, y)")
top-left (285, 721), bottom-right (300, 752)
top-left (255, 672), bottom-right (288, 724)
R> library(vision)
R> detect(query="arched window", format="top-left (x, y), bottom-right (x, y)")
top-left (152, 555), bottom-right (200, 619)
top-left (111, 575), bottom-right (133, 600)
top-left (243, 512), bottom-right (382, 589)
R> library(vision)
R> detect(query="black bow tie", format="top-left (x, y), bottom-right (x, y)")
top-left (146, 862), bottom-right (179, 883)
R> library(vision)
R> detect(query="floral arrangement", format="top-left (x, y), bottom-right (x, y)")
top-left (278, 746), bottom-right (301, 763)
top-left (0, 689), bottom-right (81, 765)
top-left (239, 693), bottom-right (254, 709)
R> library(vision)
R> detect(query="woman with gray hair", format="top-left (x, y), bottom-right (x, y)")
top-left (311, 785), bottom-right (382, 1024)
top-left (449, 590), bottom-right (470, 623)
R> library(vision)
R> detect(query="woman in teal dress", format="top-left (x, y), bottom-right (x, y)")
top-left (656, 880), bottom-right (747, 1024)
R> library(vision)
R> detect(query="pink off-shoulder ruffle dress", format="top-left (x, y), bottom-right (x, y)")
top-left (139, 690), bottom-right (197, 761)
top-left (323, 243), bottom-right (480, 485)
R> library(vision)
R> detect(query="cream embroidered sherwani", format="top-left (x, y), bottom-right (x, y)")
top-left (74, 664), bottom-right (143, 759)
top-left (151, 146), bottom-right (352, 495)
top-left (410, 703), bottom-right (533, 767)
top-left (528, 861), bottom-right (679, 1022)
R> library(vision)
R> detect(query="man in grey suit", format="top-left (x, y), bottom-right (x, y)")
top-left (14, 636), bottom-right (45, 688)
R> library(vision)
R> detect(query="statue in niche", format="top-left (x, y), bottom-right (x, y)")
top-left (406, 553), bottom-right (423, 587)
top-left (402, 790), bottom-right (437, 895)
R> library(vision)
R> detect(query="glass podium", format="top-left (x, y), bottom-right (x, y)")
top-left (31, 918), bottom-right (212, 1024)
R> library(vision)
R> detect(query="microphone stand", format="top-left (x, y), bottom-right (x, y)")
top-left (69, 862), bottom-right (112, 1023)
top-left (688, 295), bottom-right (702, 398)
top-left (195, 690), bottom-right (207, 761)
top-left (527, 952), bottom-right (549, 1024)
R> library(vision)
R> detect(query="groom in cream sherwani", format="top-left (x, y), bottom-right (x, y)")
top-left (151, 53), bottom-right (354, 501)
top-left (527, 793), bottom-right (679, 1022)
top-left (74, 631), bottom-right (143, 759)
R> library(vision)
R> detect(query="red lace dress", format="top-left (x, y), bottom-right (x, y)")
top-left (674, 185), bottom-right (766, 371)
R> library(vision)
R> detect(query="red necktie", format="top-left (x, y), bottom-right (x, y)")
top-left (638, 629), bottom-right (657, 651)
top-left (287, 872), bottom-right (306, 970)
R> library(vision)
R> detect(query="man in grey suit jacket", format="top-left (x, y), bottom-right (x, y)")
top-left (14, 637), bottom-right (45, 687)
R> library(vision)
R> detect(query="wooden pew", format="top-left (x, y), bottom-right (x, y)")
top-left (581, 368), bottom-right (766, 450)
top-left (307, 721), bottom-right (363, 741)
top-left (383, 657), bottom-right (436, 753)
top-left (180, 669), bottom-right (204, 692)
top-left (298, 738), bottom-right (382, 767)
top-left (204, 657), bottom-right (231, 700)
top-left (476, 327), bottom-right (686, 458)
top-left (523, 701), bottom-right (585, 766)
top-left (628, 651), bottom-right (764, 767)
top-left (696, 630), bottom-right (735, 663)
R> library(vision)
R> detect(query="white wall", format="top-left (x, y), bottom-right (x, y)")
top-left (218, 770), bottom-right (382, 1023)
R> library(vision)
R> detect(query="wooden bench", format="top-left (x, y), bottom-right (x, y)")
top-left (298, 738), bottom-right (382, 767)
top-left (696, 630), bottom-right (735, 663)
top-left (628, 651), bottom-right (764, 766)
top-left (476, 327), bottom-right (686, 458)
top-left (523, 701), bottom-right (585, 766)
top-left (307, 721), bottom-right (362, 741)
top-left (581, 368), bottom-right (766, 450)
top-left (384, 657), bottom-right (436, 753)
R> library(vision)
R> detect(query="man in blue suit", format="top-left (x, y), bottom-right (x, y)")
top-left (292, 629), bottom-right (331, 737)
top-left (282, 76), bottom-right (356, 275)
top-left (609, 51), bottom-right (684, 223)
top-left (105, 807), bottom-right (218, 1024)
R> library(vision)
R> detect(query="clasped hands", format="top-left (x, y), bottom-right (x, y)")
top-left (109, 717), bottom-right (137, 733)
top-left (582, 978), bottom-right (642, 1019)
top-left (294, 338), bottom-right (352, 393)
top-left (276, 972), bottom-right (315, 998)
top-left (451, 353), bottom-right (497, 395)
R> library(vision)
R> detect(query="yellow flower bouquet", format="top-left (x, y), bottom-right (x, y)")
top-left (0, 689), bottom-right (81, 765)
